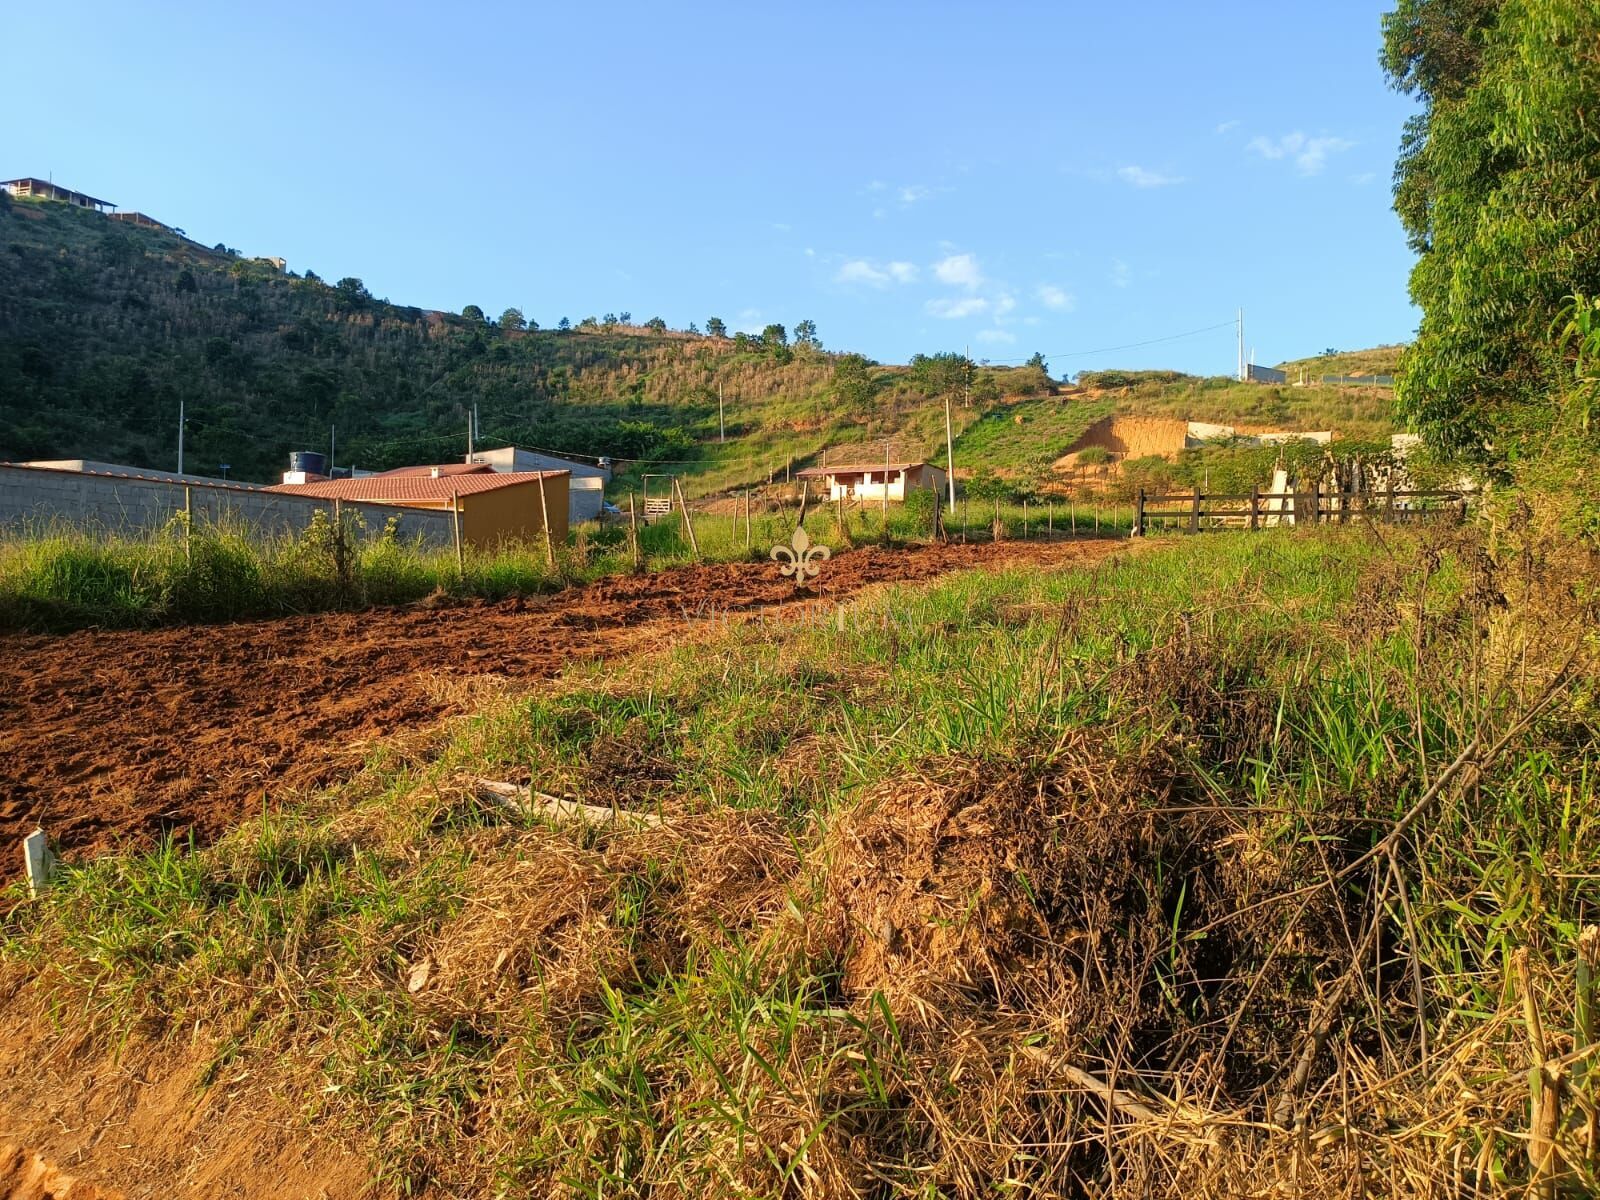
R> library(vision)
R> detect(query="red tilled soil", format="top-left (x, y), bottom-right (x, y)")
top-left (0, 539), bottom-right (1121, 880)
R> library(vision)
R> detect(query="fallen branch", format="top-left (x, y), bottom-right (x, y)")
top-left (472, 778), bottom-right (663, 829)
top-left (1021, 1049), bottom-right (1227, 1129)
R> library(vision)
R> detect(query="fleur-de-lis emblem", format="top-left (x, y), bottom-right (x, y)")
top-left (770, 524), bottom-right (830, 587)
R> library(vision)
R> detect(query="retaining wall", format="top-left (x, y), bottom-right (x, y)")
top-left (0, 465), bottom-right (453, 546)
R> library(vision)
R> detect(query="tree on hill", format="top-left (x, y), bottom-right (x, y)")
top-left (1026, 351), bottom-right (1049, 376)
top-left (619, 311), bottom-right (632, 325)
top-left (706, 316), bottom-right (727, 338)
top-left (462, 304), bottom-right (486, 325)
top-left (762, 323), bottom-right (788, 347)
top-left (558, 316), bottom-right (571, 331)
top-left (1382, 0), bottom-right (1600, 464)
top-left (831, 353), bottom-right (877, 410)
top-left (499, 307), bottom-right (526, 331)
top-left (910, 351), bottom-right (976, 405)
top-left (645, 316), bottom-right (667, 333)
top-left (334, 277), bottom-right (370, 308)
top-left (794, 319), bottom-right (820, 349)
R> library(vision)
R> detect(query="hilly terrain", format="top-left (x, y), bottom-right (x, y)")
top-left (0, 194), bottom-right (1396, 494)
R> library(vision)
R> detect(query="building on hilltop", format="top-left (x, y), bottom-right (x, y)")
top-left (2, 177), bottom-right (114, 212)
top-left (109, 211), bottom-right (174, 232)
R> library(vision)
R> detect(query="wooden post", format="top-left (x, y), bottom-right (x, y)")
top-left (1189, 486), bottom-right (1201, 534)
top-left (1311, 481), bottom-right (1322, 527)
top-left (535, 472), bottom-right (556, 567)
top-left (1022, 500), bottom-right (1028, 540)
top-left (1047, 501), bottom-right (1053, 540)
top-left (882, 444), bottom-right (890, 530)
top-left (1094, 505), bottom-right (1100, 534)
top-left (451, 493), bottom-right (464, 576)
top-left (1249, 486), bottom-right (1260, 531)
top-left (743, 489), bottom-right (751, 552)
top-left (1134, 489), bottom-right (1145, 537)
top-left (994, 496), bottom-right (1002, 540)
top-left (628, 493), bottom-right (641, 569)
top-left (673, 477), bottom-right (700, 559)
top-left (183, 485), bottom-right (193, 564)
top-left (1071, 500), bottom-right (1077, 537)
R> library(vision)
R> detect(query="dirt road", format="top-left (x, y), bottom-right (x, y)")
top-left (0, 539), bottom-right (1120, 879)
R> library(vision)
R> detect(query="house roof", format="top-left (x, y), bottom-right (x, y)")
top-left (796, 461), bottom-right (936, 477)
top-left (267, 470), bottom-right (568, 503)
top-left (375, 463), bottom-right (494, 477)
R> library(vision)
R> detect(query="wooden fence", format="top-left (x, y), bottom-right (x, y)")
top-left (1134, 485), bottom-right (1468, 536)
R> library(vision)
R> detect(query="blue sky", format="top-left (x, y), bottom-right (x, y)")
top-left (6, 2), bottom-right (1419, 375)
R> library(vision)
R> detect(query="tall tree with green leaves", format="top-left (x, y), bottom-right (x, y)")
top-left (1382, 0), bottom-right (1600, 465)
top-left (705, 316), bottom-right (727, 338)
top-left (499, 307), bottom-right (526, 331)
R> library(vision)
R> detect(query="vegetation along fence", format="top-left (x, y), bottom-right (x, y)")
top-left (1134, 485), bottom-right (1468, 536)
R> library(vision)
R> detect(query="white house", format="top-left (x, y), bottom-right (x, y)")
top-left (795, 460), bottom-right (948, 503)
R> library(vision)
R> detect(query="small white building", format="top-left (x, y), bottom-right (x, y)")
top-left (795, 460), bottom-right (948, 504)
top-left (466, 446), bottom-right (610, 523)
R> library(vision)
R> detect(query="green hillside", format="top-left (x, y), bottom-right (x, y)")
top-left (0, 195), bottom-right (1397, 495)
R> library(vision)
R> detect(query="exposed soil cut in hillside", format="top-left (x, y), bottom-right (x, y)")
top-left (0, 538), bottom-right (1121, 880)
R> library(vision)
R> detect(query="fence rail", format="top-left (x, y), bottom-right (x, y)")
top-left (1134, 486), bottom-right (1467, 536)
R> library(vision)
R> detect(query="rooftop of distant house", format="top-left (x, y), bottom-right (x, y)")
top-left (796, 461), bottom-right (938, 477)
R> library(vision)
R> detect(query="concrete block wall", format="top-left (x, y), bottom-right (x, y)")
top-left (0, 465), bottom-right (453, 547)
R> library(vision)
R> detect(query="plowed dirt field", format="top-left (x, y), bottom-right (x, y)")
top-left (0, 539), bottom-right (1120, 879)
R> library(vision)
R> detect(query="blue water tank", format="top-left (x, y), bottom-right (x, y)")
top-left (289, 450), bottom-right (328, 477)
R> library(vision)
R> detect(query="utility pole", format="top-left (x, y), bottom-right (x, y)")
top-left (718, 382), bottom-right (725, 443)
top-left (466, 407), bottom-right (474, 461)
top-left (329, 425), bottom-right (336, 475)
top-left (1237, 308), bottom-right (1245, 382)
top-left (176, 399), bottom-right (185, 475)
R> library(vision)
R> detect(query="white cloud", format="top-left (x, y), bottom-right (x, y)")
top-left (899, 184), bottom-right (931, 204)
top-left (976, 329), bottom-right (1016, 345)
top-left (804, 247), bottom-right (816, 257)
top-left (1117, 165), bottom-right (1185, 188)
top-left (836, 259), bottom-right (890, 287)
top-left (771, 222), bottom-right (792, 233)
top-left (933, 252), bottom-right (983, 289)
top-left (1247, 131), bottom-right (1356, 176)
top-left (866, 180), bottom-right (887, 192)
top-left (1110, 259), bottom-right (1132, 289)
top-left (835, 258), bottom-right (918, 287)
top-left (1216, 119), bottom-right (1240, 134)
top-left (926, 296), bottom-right (989, 320)
top-left (992, 292), bottom-right (1017, 319)
top-left (1036, 283), bottom-right (1075, 311)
